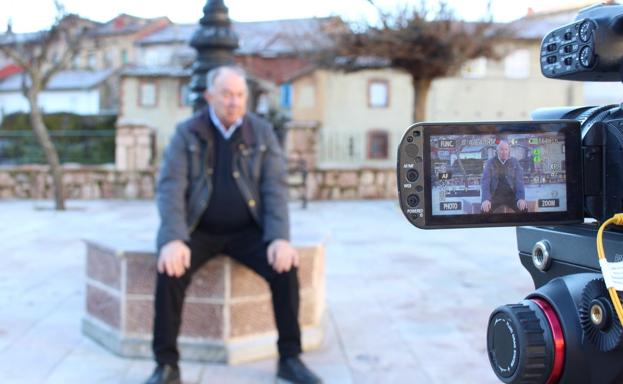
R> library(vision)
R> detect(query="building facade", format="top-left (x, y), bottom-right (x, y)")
top-left (289, 68), bottom-right (413, 169)
top-left (0, 69), bottom-right (117, 119)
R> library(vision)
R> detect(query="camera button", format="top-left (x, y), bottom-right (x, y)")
top-left (406, 169), bottom-right (419, 182)
top-left (406, 194), bottom-right (420, 207)
top-left (405, 143), bottom-right (419, 158)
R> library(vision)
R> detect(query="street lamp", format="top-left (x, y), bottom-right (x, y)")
top-left (189, 0), bottom-right (239, 112)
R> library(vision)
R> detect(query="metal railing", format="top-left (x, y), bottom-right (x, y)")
top-left (0, 130), bottom-right (115, 165)
top-left (317, 130), bottom-right (365, 164)
top-left (287, 157), bottom-right (308, 209)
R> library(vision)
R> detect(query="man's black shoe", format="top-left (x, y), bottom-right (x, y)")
top-left (145, 364), bottom-right (181, 384)
top-left (277, 356), bottom-right (322, 384)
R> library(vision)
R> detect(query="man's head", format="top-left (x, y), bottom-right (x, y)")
top-left (204, 66), bottom-right (248, 127)
top-left (497, 140), bottom-right (510, 161)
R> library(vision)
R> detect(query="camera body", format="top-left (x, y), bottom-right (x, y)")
top-left (397, 120), bottom-right (584, 229)
top-left (397, 3), bottom-right (623, 383)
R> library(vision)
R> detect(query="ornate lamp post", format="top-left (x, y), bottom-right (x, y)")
top-left (189, 0), bottom-right (239, 112)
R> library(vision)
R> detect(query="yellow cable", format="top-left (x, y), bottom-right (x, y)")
top-left (597, 214), bottom-right (623, 327)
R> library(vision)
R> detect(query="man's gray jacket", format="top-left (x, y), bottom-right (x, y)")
top-left (156, 108), bottom-right (290, 251)
top-left (480, 156), bottom-right (525, 203)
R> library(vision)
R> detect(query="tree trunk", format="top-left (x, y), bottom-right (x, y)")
top-left (27, 90), bottom-right (65, 210)
top-left (412, 77), bottom-right (432, 123)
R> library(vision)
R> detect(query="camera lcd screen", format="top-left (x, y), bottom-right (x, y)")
top-left (430, 132), bottom-right (566, 215)
top-left (420, 121), bottom-right (583, 227)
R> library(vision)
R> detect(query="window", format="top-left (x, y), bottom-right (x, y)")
top-left (87, 51), bottom-right (96, 68)
top-left (504, 49), bottom-right (530, 79)
top-left (461, 57), bottom-right (487, 78)
top-left (121, 49), bottom-right (129, 65)
top-left (256, 93), bottom-right (269, 115)
top-left (72, 55), bottom-right (81, 69)
top-left (139, 81), bottom-right (157, 107)
top-left (367, 130), bottom-right (389, 159)
top-left (368, 79), bottom-right (389, 108)
top-left (178, 81), bottom-right (192, 107)
top-left (104, 50), bottom-right (114, 67)
top-left (280, 83), bottom-right (292, 109)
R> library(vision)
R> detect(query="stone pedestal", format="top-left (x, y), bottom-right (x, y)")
top-left (82, 238), bottom-right (325, 364)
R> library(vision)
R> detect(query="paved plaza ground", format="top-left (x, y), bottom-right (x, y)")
top-left (0, 199), bottom-right (535, 383)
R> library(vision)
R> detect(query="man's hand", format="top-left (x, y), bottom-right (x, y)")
top-left (267, 239), bottom-right (299, 273)
top-left (157, 240), bottom-right (191, 277)
top-left (517, 199), bottom-right (527, 211)
top-left (481, 200), bottom-right (492, 213)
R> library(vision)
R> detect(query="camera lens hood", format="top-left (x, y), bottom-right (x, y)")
top-left (487, 299), bottom-right (564, 383)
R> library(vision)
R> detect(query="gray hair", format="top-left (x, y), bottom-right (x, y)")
top-left (497, 140), bottom-right (509, 150)
top-left (206, 65), bottom-right (247, 93)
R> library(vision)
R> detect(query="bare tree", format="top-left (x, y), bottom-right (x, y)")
top-left (321, 1), bottom-right (503, 122)
top-left (0, 1), bottom-right (88, 210)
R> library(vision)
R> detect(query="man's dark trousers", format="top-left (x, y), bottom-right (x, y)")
top-left (152, 226), bottom-right (302, 365)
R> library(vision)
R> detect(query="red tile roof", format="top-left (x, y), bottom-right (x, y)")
top-left (0, 63), bottom-right (22, 79)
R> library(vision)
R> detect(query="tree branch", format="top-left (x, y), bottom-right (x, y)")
top-left (0, 42), bottom-right (30, 69)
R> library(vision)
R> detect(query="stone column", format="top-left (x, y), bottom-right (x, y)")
top-left (189, 0), bottom-right (240, 112)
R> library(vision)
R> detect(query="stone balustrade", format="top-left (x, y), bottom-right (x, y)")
top-left (306, 168), bottom-right (398, 200)
top-left (0, 165), bottom-right (397, 201)
top-left (0, 164), bottom-right (155, 199)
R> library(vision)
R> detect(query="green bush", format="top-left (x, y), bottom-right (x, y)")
top-left (0, 112), bottom-right (116, 131)
top-left (0, 112), bottom-right (116, 165)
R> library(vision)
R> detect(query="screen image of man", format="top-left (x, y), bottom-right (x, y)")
top-left (146, 66), bottom-right (321, 384)
top-left (480, 140), bottom-right (527, 213)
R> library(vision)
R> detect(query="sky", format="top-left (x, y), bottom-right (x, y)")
top-left (4, 0), bottom-right (595, 32)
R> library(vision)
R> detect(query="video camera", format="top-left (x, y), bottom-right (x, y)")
top-left (397, 3), bottom-right (623, 383)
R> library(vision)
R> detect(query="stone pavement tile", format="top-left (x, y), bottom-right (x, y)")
top-left (330, 301), bottom-right (419, 373)
top-left (198, 359), bottom-right (350, 384)
top-left (311, 364), bottom-right (353, 384)
top-left (0, 271), bottom-right (83, 352)
top-left (303, 310), bottom-right (348, 366)
top-left (119, 359), bottom-right (154, 384)
top-left (122, 359), bottom-right (206, 384)
top-left (0, 296), bottom-right (84, 383)
top-left (350, 366), bottom-right (434, 384)
top-left (179, 361), bottom-right (205, 383)
top-left (395, 320), bottom-right (498, 384)
top-left (198, 361), bottom-right (274, 384)
top-left (43, 340), bottom-right (132, 384)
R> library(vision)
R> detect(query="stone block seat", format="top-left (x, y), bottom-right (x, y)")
top-left (82, 230), bottom-right (326, 364)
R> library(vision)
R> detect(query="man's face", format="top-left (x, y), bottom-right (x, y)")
top-left (497, 142), bottom-right (510, 161)
top-left (205, 69), bottom-right (248, 127)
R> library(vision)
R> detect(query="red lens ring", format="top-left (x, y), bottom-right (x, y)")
top-left (532, 298), bottom-right (565, 384)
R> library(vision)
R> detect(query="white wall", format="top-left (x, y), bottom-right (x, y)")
top-left (0, 93), bottom-right (30, 117)
top-left (583, 82), bottom-right (623, 106)
top-left (0, 89), bottom-right (101, 117)
top-left (139, 45), bottom-right (174, 66)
